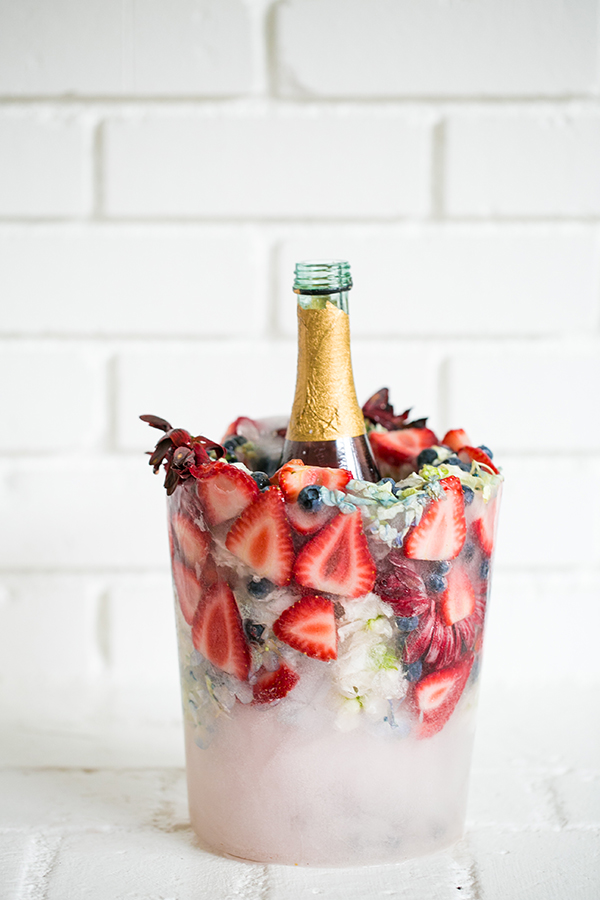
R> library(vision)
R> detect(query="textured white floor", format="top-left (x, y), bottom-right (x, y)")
top-left (1, 681), bottom-right (598, 900)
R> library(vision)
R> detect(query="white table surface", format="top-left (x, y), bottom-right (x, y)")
top-left (1, 680), bottom-right (598, 900)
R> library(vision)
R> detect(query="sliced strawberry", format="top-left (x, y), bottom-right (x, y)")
top-left (172, 560), bottom-right (203, 625)
top-left (170, 514), bottom-right (210, 570)
top-left (403, 476), bottom-right (466, 561)
top-left (285, 501), bottom-right (337, 535)
top-left (273, 595), bottom-right (337, 661)
top-left (442, 429), bottom-right (470, 452)
top-left (275, 460), bottom-right (352, 503)
top-left (369, 427), bottom-right (438, 466)
top-left (458, 445), bottom-right (499, 475)
top-left (196, 460), bottom-right (259, 526)
top-left (293, 510), bottom-right (376, 599)
top-left (413, 656), bottom-right (474, 739)
top-left (252, 661), bottom-right (300, 704)
top-left (472, 496), bottom-right (499, 556)
top-left (192, 582), bottom-right (251, 681)
top-left (225, 487), bottom-right (294, 586)
top-left (438, 567), bottom-right (476, 626)
top-left (221, 416), bottom-right (261, 442)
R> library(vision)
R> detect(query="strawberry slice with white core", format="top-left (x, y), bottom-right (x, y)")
top-left (458, 445), bottom-right (499, 475)
top-left (439, 567), bottom-right (476, 626)
top-left (252, 661), bottom-right (300, 704)
top-left (369, 427), bottom-right (438, 466)
top-left (275, 460), bottom-right (352, 503)
top-left (472, 496), bottom-right (499, 556)
top-left (172, 560), bottom-right (204, 625)
top-left (273, 595), bottom-right (338, 661)
top-left (196, 461), bottom-right (259, 526)
top-left (171, 514), bottom-right (210, 570)
top-left (285, 501), bottom-right (336, 535)
top-left (413, 656), bottom-right (474, 739)
top-left (192, 582), bottom-right (251, 681)
top-left (225, 487), bottom-right (294, 586)
top-left (403, 476), bottom-right (466, 561)
top-left (293, 510), bottom-right (376, 599)
top-left (441, 429), bottom-right (470, 453)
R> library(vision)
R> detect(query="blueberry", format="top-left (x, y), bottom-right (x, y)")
top-left (433, 560), bottom-right (451, 575)
top-left (395, 615), bottom-right (419, 632)
top-left (244, 619), bottom-right (266, 644)
top-left (223, 438), bottom-right (239, 455)
top-left (447, 456), bottom-right (471, 472)
top-left (425, 573), bottom-right (447, 593)
top-left (251, 471), bottom-right (270, 491)
top-left (462, 542), bottom-right (475, 562)
top-left (224, 436), bottom-right (246, 453)
top-left (417, 448), bottom-right (438, 467)
top-left (297, 485), bottom-right (323, 512)
top-left (378, 477), bottom-right (396, 490)
top-left (462, 485), bottom-right (475, 506)
top-left (480, 558), bottom-right (490, 580)
top-left (405, 661), bottom-right (423, 682)
top-left (247, 578), bottom-right (274, 599)
top-left (478, 445), bottom-right (493, 459)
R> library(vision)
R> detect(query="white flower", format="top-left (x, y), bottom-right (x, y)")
top-left (332, 594), bottom-right (407, 729)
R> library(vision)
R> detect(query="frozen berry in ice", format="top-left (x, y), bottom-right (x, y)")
top-left (396, 615), bottom-right (419, 632)
top-left (462, 486), bottom-right (475, 506)
top-left (447, 456), bottom-right (471, 472)
top-left (425, 573), bottom-right (447, 594)
top-left (405, 660), bottom-right (423, 682)
top-left (251, 471), bottom-right (271, 491)
top-left (417, 447), bottom-right (439, 467)
top-left (244, 619), bottom-right (266, 644)
top-left (247, 577), bottom-right (275, 599)
top-left (297, 485), bottom-right (324, 512)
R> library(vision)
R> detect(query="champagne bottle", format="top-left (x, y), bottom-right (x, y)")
top-left (281, 260), bottom-right (380, 482)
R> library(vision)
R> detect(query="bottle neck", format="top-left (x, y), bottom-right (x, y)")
top-left (286, 297), bottom-right (366, 443)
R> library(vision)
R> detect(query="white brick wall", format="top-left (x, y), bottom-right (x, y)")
top-left (0, 0), bottom-right (599, 712)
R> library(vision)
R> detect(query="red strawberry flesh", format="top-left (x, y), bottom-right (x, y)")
top-left (458, 446), bottom-right (500, 475)
top-left (403, 476), bottom-right (466, 561)
top-left (252, 661), bottom-right (300, 704)
top-left (225, 487), bottom-right (295, 586)
top-left (442, 429), bottom-right (470, 452)
top-left (413, 656), bottom-right (474, 739)
top-left (196, 461), bottom-right (259, 526)
top-left (172, 560), bottom-right (203, 625)
top-left (171, 514), bottom-right (210, 570)
top-left (285, 501), bottom-right (336, 535)
top-left (276, 460), bottom-right (352, 503)
top-left (273, 595), bottom-right (338, 661)
top-left (192, 582), bottom-right (251, 681)
top-left (293, 510), bottom-right (375, 599)
top-left (472, 496), bottom-right (499, 556)
top-left (439, 567), bottom-right (476, 626)
top-left (369, 427), bottom-right (438, 466)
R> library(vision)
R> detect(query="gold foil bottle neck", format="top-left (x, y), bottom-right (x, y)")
top-left (286, 302), bottom-right (366, 443)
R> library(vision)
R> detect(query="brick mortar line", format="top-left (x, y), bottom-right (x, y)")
top-left (1, 215), bottom-right (600, 225)
top-left (1, 332), bottom-right (599, 343)
top-left (0, 94), bottom-right (599, 106)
